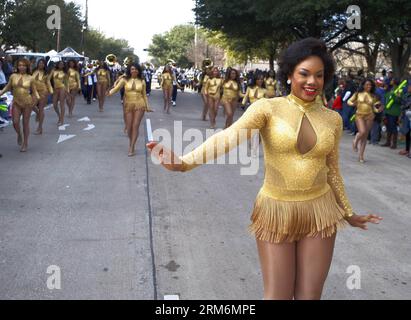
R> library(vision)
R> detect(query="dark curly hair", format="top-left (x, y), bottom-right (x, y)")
top-left (359, 78), bottom-right (376, 95)
top-left (278, 38), bottom-right (335, 90)
top-left (126, 63), bottom-right (143, 80)
top-left (250, 71), bottom-right (266, 89)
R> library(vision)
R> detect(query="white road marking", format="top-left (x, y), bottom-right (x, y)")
top-left (57, 135), bottom-right (76, 144)
top-left (78, 117), bottom-right (91, 122)
top-left (58, 124), bottom-right (70, 131)
top-left (83, 124), bottom-right (95, 131)
top-left (164, 295), bottom-right (180, 300)
top-left (146, 119), bottom-right (154, 142)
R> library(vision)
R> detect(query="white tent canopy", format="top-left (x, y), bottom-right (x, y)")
top-left (58, 47), bottom-right (84, 59)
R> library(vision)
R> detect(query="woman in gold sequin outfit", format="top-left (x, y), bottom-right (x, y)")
top-left (160, 65), bottom-right (175, 114)
top-left (66, 60), bottom-right (81, 117)
top-left (200, 68), bottom-right (212, 121)
top-left (96, 62), bottom-right (111, 112)
top-left (108, 63), bottom-right (151, 157)
top-left (348, 79), bottom-right (382, 163)
top-left (221, 68), bottom-right (241, 129)
top-left (242, 72), bottom-right (267, 106)
top-left (32, 59), bottom-right (53, 135)
top-left (0, 58), bottom-right (40, 152)
top-left (50, 61), bottom-right (69, 126)
top-left (204, 67), bottom-right (223, 129)
top-left (147, 38), bottom-right (383, 300)
top-left (265, 70), bottom-right (278, 98)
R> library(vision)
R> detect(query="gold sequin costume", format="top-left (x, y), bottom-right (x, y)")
top-left (205, 78), bottom-right (223, 100)
top-left (265, 78), bottom-right (277, 98)
top-left (67, 68), bottom-right (81, 91)
top-left (242, 86), bottom-right (267, 105)
top-left (160, 73), bottom-right (173, 90)
top-left (179, 94), bottom-right (353, 243)
top-left (32, 70), bottom-right (53, 99)
top-left (0, 74), bottom-right (40, 108)
top-left (97, 69), bottom-right (111, 86)
top-left (201, 75), bottom-right (210, 95)
top-left (221, 80), bottom-right (240, 104)
top-left (348, 92), bottom-right (380, 121)
top-left (109, 77), bottom-right (150, 112)
top-left (51, 70), bottom-right (69, 91)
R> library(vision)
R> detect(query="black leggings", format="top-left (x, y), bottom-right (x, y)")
top-left (406, 130), bottom-right (410, 152)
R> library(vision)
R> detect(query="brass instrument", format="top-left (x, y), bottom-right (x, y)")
top-left (123, 56), bottom-right (134, 68)
top-left (105, 54), bottom-right (117, 67)
top-left (201, 58), bottom-right (213, 71)
top-left (167, 59), bottom-right (176, 66)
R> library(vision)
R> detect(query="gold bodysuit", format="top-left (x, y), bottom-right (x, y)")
top-left (97, 69), bottom-right (111, 85)
top-left (0, 74), bottom-right (40, 107)
top-left (109, 77), bottom-right (150, 112)
top-left (67, 68), bottom-right (81, 91)
top-left (161, 73), bottom-right (173, 89)
top-left (205, 78), bottom-right (223, 99)
top-left (32, 70), bottom-right (53, 99)
top-left (242, 86), bottom-right (267, 105)
top-left (265, 78), bottom-right (277, 98)
top-left (179, 94), bottom-right (353, 243)
top-left (348, 92), bottom-right (380, 120)
top-left (201, 75), bottom-right (210, 95)
top-left (221, 80), bottom-right (240, 104)
top-left (51, 70), bottom-right (69, 91)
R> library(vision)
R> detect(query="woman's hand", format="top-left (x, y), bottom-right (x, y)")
top-left (146, 142), bottom-right (184, 172)
top-left (346, 214), bottom-right (383, 230)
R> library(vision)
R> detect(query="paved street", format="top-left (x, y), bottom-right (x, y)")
top-left (0, 89), bottom-right (410, 300)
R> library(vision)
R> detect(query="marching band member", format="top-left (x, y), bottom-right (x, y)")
top-left (32, 59), bottom-right (53, 135)
top-left (160, 65), bottom-right (175, 114)
top-left (0, 58), bottom-right (40, 152)
top-left (50, 61), bottom-right (69, 126)
top-left (108, 63), bottom-right (152, 157)
top-left (66, 60), bottom-right (81, 117)
top-left (96, 62), bottom-right (111, 112)
top-left (204, 66), bottom-right (223, 129)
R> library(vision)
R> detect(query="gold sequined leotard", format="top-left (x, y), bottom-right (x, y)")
top-left (205, 78), bottom-right (223, 100)
top-left (265, 78), bottom-right (277, 98)
top-left (97, 69), bottom-right (111, 86)
top-left (109, 77), bottom-right (151, 112)
top-left (51, 70), bottom-right (69, 91)
top-left (67, 68), bottom-right (81, 91)
top-left (348, 92), bottom-right (380, 120)
top-left (221, 80), bottom-right (240, 104)
top-left (242, 86), bottom-right (267, 105)
top-left (0, 73), bottom-right (40, 107)
top-left (201, 75), bottom-right (210, 95)
top-left (179, 94), bottom-right (353, 243)
top-left (161, 73), bottom-right (173, 90)
top-left (32, 70), bottom-right (53, 99)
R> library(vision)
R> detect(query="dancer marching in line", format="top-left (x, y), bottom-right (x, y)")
top-left (200, 67), bottom-right (212, 121)
top-left (160, 65), bottom-right (175, 114)
top-left (348, 79), bottom-right (382, 163)
top-left (32, 59), bottom-right (53, 135)
top-left (221, 68), bottom-right (241, 129)
top-left (96, 62), bottom-right (111, 112)
top-left (204, 67), bottom-right (223, 129)
top-left (50, 61), bottom-right (69, 126)
top-left (265, 70), bottom-right (278, 98)
top-left (108, 63), bottom-right (152, 157)
top-left (0, 58), bottom-right (40, 152)
top-left (147, 38), bottom-right (382, 300)
top-left (66, 60), bottom-right (81, 118)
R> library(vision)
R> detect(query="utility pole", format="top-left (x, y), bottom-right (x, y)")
top-left (82, 0), bottom-right (88, 56)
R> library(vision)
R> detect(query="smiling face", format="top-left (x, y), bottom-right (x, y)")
top-left (364, 81), bottom-right (372, 93)
top-left (130, 66), bottom-right (139, 78)
top-left (289, 55), bottom-right (325, 102)
top-left (17, 61), bottom-right (28, 74)
top-left (212, 67), bottom-right (220, 78)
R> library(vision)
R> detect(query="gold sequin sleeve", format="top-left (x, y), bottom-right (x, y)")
top-left (108, 78), bottom-right (126, 96)
top-left (242, 87), bottom-right (251, 105)
top-left (180, 99), bottom-right (269, 172)
top-left (326, 116), bottom-right (354, 218)
top-left (31, 76), bottom-right (40, 100)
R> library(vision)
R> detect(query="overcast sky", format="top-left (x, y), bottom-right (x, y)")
top-left (71, 0), bottom-right (195, 61)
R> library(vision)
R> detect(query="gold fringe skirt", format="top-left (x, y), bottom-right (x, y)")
top-left (249, 189), bottom-right (348, 243)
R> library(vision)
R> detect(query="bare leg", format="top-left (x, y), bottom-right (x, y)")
top-left (208, 97), bottom-right (218, 129)
top-left (20, 106), bottom-right (32, 152)
top-left (53, 91), bottom-right (60, 124)
top-left (359, 118), bottom-right (374, 162)
top-left (223, 101), bottom-right (234, 129)
top-left (294, 233), bottom-right (337, 300)
top-left (68, 90), bottom-right (76, 116)
top-left (130, 110), bottom-right (145, 156)
top-left (98, 83), bottom-right (107, 111)
top-left (12, 104), bottom-right (23, 146)
top-left (123, 104), bottom-right (127, 134)
top-left (35, 97), bottom-right (47, 134)
top-left (165, 88), bottom-right (172, 114)
top-left (354, 118), bottom-right (366, 161)
top-left (58, 89), bottom-right (66, 125)
top-left (201, 94), bottom-right (208, 121)
top-left (257, 239), bottom-right (296, 300)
